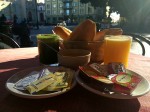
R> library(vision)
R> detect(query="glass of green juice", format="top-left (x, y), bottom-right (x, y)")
top-left (37, 34), bottom-right (60, 65)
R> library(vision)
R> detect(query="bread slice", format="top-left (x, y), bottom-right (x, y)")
top-left (69, 19), bottom-right (96, 41)
top-left (93, 29), bottom-right (109, 41)
top-left (53, 26), bottom-right (72, 40)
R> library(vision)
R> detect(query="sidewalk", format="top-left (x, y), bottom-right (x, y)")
top-left (30, 25), bottom-right (55, 46)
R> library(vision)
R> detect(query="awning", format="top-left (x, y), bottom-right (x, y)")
top-left (0, 1), bottom-right (11, 11)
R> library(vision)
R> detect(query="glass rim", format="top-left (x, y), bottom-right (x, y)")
top-left (105, 35), bottom-right (132, 38)
top-left (105, 35), bottom-right (132, 40)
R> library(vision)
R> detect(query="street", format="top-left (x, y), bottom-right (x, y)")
top-left (30, 25), bottom-right (54, 46)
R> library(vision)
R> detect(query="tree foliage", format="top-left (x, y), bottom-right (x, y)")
top-left (109, 0), bottom-right (150, 18)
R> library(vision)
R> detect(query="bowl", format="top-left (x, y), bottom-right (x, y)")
top-left (58, 49), bottom-right (91, 69)
top-left (62, 40), bottom-right (104, 63)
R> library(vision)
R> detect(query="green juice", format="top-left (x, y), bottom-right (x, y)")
top-left (37, 34), bottom-right (60, 65)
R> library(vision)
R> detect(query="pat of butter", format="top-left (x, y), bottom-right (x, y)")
top-left (44, 72), bottom-right (68, 91)
top-left (26, 73), bottom-right (55, 94)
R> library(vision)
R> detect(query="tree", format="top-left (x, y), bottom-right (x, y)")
top-left (109, 0), bottom-right (150, 32)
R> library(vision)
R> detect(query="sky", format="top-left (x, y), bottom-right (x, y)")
top-left (110, 12), bottom-right (120, 22)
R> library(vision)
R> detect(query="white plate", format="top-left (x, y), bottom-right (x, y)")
top-left (6, 66), bottom-right (76, 99)
top-left (76, 69), bottom-right (150, 99)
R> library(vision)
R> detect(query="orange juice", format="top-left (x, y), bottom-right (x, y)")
top-left (104, 35), bottom-right (132, 68)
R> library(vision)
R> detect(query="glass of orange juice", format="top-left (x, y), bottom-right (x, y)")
top-left (104, 35), bottom-right (132, 68)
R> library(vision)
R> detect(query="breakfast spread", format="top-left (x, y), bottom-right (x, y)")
top-left (14, 68), bottom-right (75, 94)
top-left (52, 19), bottom-right (123, 62)
top-left (79, 62), bottom-right (142, 95)
top-left (52, 19), bottom-right (142, 95)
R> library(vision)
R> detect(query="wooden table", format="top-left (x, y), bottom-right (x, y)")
top-left (0, 47), bottom-right (150, 112)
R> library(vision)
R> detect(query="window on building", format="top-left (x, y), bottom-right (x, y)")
top-left (65, 10), bottom-right (70, 15)
top-left (59, 3), bottom-right (63, 8)
top-left (65, 3), bottom-right (70, 8)
top-left (47, 4), bottom-right (50, 9)
top-left (88, 7), bottom-right (92, 14)
top-left (40, 7), bottom-right (42, 11)
top-left (60, 10), bottom-right (63, 14)
top-left (80, 9), bottom-right (84, 14)
top-left (47, 10), bottom-right (50, 15)
top-left (73, 9), bottom-right (76, 14)
top-left (73, 2), bottom-right (78, 7)
top-left (52, 10), bottom-right (57, 15)
top-left (53, 4), bottom-right (57, 8)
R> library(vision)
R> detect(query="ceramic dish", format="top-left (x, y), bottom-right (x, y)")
top-left (58, 49), bottom-right (91, 69)
top-left (76, 69), bottom-right (150, 99)
top-left (6, 66), bottom-right (76, 99)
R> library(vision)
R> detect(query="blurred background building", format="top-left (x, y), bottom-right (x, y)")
top-left (0, 0), bottom-right (103, 25)
top-left (45, 0), bottom-right (103, 25)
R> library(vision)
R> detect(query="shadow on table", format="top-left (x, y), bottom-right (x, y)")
top-left (0, 55), bottom-right (39, 69)
top-left (0, 55), bottom-right (39, 81)
top-left (0, 85), bottom-right (141, 112)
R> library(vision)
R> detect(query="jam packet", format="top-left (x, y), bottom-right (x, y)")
top-left (107, 62), bottom-right (126, 75)
top-left (89, 63), bottom-right (108, 76)
top-left (110, 72), bottom-right (142, 94)
top-left (79, 65), bottom-right (113, 84)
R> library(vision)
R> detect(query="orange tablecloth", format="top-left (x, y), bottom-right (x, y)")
top-left (0, 47), bottom-right (150, 112)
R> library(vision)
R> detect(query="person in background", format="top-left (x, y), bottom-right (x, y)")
top-left (0, 14), bottom-right (7, 25)
top-left (13, 14), bottom-right (18, 25)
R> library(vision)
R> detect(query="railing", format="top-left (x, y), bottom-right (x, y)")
top-left (62, 0), bottom-right (73, 3)
top-left (124, 33), bottom-right (150, 56)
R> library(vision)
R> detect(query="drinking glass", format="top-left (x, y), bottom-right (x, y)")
top-left (104, 35), bottom-right (132, 68)
top-left (37, 34), bottom-right (59, 65)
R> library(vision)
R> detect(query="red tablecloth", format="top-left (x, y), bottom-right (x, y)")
top-left (0, 47), bottom-right (150, 112)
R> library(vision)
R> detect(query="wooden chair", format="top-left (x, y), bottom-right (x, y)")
top-left (0, 33), bottom-right (20, 49)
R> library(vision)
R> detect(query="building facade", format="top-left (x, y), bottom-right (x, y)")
top-left (0, 0), bottom-right (103, 25)
top-left (37, 3), bottom-right (45, 25)
top-left (45, 0), bottom-right (103, 24)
